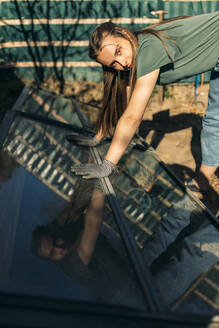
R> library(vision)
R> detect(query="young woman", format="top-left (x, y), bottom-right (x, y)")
top-left (71, 11), bottom-right (219, 195)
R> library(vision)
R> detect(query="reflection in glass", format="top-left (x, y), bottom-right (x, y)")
top-left (1, 87), bottom-right (219, 315)
top-left (30, 178), bottom-right (146, 309)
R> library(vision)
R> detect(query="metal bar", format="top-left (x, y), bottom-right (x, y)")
top-left (70, 97), bottom-right (101, 110)
top-left (91, 147), bottom-right (166, 312)
top-left (16, 111), bottom-right (93, 135)
top-left (71, 99), bottom-right (93, 132)
top-left (72, 99), bottom-right (166, 312)
top-left (0, 292), bottom-right (217, 326)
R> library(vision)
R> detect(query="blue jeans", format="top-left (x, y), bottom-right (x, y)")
top-left (201, 60), bottom-right (219, 166)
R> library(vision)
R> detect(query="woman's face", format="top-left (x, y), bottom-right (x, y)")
top-left (97, 35), bottom-right (133, 71)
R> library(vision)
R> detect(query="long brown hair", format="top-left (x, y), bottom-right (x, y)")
top-left (89, 17), bottom-right (190, 136)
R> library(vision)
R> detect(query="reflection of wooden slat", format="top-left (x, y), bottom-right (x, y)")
top-left (204, 277), bottom-right (219, 292)
top-left (114, 170), bottom-right (168, 220)
top-left (5, 152), bottom-right (71, 201)
top-left (194, 290), bottom-right (219, 311)
top-left (10, 132), bottom-right (77, 186)
top-left (30, 90), bottom-right (68, 124)
top-left (111, 186), bottom-right (153, 236)
top-left (4, 89), bottom-right (84, 201)
top-left (35, 124), bottom-right (82, 165)
top-left (0, 17), bottom-right (159, 26)
top-left (151, 211), bottom-right (162, 221)
top-left (156, 195), bottom-right (172, 207)
top-left (123, 211), bottom-right (153, 236)
top-left (172, 263), bottom-right (219, 311)
top-left (11, 118), bottom-right (82, 165)
top-left (21, 89), bottom-right (83, 165)
top-left (135, 158), bottom-right (184, 196)
top-left (115, 185), bottom-right (144, 206)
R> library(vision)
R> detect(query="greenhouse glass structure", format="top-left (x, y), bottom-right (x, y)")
top-left (0, 86), bottom-right (219, 327)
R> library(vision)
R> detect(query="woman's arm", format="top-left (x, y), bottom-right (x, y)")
top-left (55, 180), bottom-right (95, 226)
top-left (71, 69), bottom-right (160, 179)
top-left (105, 68), bottom-right (160, 164)
top-left (77, 189), bottom-right (105, 265)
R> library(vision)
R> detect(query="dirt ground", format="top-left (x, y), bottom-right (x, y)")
top-left (1, 77), bottom-right (218, 217)
top-left (142, 83), bottom-right (219, 217)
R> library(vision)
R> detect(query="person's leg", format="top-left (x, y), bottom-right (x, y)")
top-left (195, 164), bottom-right (217, 191)
top-left (192, 63), bottom-right (219, 192)
top-left (142, 195), bottom-right (196, 266)
top-left (153, 218), bottom-right (219, 305)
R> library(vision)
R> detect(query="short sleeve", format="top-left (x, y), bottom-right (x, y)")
top-left (137, 35), bottom-right (173, 79)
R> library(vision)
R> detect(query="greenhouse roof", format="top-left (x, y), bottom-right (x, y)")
top-left (0, 86), bottom-right (219, 326)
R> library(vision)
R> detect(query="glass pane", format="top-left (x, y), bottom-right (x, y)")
top-left (98, 140), bottom-right (219, 312)
top-left (0, 89), bottom-right (148, 310)
top-left (1, 87), bottom-right (219, 315)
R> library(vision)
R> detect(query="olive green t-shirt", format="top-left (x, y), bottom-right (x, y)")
top-left (137, 11), bottom-right (219, 84)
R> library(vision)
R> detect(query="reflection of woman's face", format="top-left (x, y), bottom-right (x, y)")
top-left (39, 236), bottom-right (71, 261)
top-left (97, 35), bottom-right (133, 71)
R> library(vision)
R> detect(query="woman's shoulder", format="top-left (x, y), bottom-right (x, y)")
top-left (137, 33), bottom-right (163, 56)
top-left (137, 32), bottom-right (173, 60)
top-left (137, 32), bottom-right (154, 44)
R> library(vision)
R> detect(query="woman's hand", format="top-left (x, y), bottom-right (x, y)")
top-left (71, 159), bottom-right (116, 179)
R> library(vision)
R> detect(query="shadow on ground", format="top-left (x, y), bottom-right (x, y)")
top-left (0, 69), bottom-right (25, 121)
top-left (139, 109), bottom-right (219, 217)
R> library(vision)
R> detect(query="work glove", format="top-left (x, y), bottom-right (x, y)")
top-left (71, 159), bottom-right (116, 179)
top-left (66, 134), bottom-right (100, 147)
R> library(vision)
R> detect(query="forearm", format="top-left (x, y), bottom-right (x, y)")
top-left (77, 189), bottom-right (105, 265)
top-left (105, 114), bottom-right (141, 164)
top-left (85, 189), bottom-right (105, 229)
top-left (106, 69), bottom-right (160, 165)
